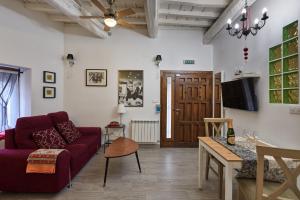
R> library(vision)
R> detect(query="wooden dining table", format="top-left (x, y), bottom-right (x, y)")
top-left (198, 137), bottom-right (242, 200)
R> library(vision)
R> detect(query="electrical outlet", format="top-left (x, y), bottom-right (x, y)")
top-left (289, 106), bottom-right (300, 114)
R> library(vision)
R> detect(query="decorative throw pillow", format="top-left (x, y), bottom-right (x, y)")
top-left (56, 120), bottom-right (81, 144)
top-left (32, 127), bottom-right (66, 149)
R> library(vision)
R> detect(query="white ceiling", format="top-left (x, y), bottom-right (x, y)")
top-left (23, 0), bottom-right (232, 28)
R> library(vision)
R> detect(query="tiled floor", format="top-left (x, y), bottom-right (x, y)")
top-left (0, 145), bottom-right (237, 200)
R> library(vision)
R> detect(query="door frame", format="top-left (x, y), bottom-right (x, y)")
top-left (160, 70), bottom-right (213, 147)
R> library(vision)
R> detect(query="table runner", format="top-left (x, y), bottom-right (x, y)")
top-left (213, 137), bottom-right (291, 183)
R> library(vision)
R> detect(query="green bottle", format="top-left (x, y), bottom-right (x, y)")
top-left (227, 119), bottom-right (235, 145)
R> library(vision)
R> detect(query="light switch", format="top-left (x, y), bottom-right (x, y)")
top-left (289, 106), bottom-right (300, 114)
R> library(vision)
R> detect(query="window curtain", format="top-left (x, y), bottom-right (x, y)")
top-left (0, 72), bottom-right (18, 131)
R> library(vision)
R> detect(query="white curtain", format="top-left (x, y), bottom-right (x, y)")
top-left (0, 72), bottom-right (19, 131)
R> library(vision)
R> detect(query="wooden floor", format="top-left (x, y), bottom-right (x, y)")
top-left (0, 145), bottom-right (238, 200)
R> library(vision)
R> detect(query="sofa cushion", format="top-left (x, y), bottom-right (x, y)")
top-left (15, 115), bottom-right (54, 149)
top-left (56, 121), bottom-right (81, 144)
top-left (32, 128), bottom-right (66, 149)
top-left (47, 111), bottom-right (69, 125)
top-left (65, 144), bottom-right (89, 177)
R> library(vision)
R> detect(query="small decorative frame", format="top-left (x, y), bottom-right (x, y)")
top-left (43, 71), bottom-right (56, 84)
top-left (86, 69), bottom-right (107, 87)
top-left (43, 87), bottom-right (56, 98)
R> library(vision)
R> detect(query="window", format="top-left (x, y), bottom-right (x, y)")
top-left (269, 20), bottom-right (299, 104)
top-left (0, 69), bottom-right (20, 132)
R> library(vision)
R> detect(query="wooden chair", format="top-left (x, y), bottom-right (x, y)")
top-left (238, 145), bottom-right (300, 200)
top-left (204, 118), bottom-right (231, 199)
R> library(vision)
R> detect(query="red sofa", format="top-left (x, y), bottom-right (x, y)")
top-left (0, 111), bottom-right (101, 192)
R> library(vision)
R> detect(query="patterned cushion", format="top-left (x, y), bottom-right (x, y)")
top-left (32, 127), bottom-right (66, 149)
top-left (56, 121), bottom-right (81, 144)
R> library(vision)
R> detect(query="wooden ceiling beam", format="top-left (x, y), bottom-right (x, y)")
top-left (203, 0), bottom-right (256, 44)
top-left (24, 2), bottom-right (60, 14)
top-left (159, 18), bottom-right (211, 27)
top-left (159, 9), bottom-right (219, 19)
top-left (144, 0), bottom-right (159, 38)
top-left (44, 0), bottom-right (108, 38)
top-left (160, 0), bottom-right (231, 8)
top-left (49, 15), bottom-right (75, 23)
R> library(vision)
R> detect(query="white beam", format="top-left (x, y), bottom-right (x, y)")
top-left (159, 9), bottom-right (219, 19)
top-left (49, 15), bottom-right (75, 23)
top-left (159, 18), bottom-right (211, 27)
top-left (161, 0), bottom-right (230, 8)
top-left (144, 0), bottom-right (159, 38)
top-left (25, 2), bottom-right (59, 13)
top-left (44, 0), bottom-right (108, 38)
top-left (203, 0), bottom-right (256, 44)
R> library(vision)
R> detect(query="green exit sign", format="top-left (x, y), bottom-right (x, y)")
top-left (183, 60), bottom-right (195, 64)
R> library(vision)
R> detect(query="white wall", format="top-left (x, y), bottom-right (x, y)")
top-left (0, 0), bottom-right (64, 116)
top-left (64, 26), bottom-right (213, 137)
top-left (212, 0), bottom-right (300, 149)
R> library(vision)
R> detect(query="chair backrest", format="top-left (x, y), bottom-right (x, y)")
top-left (256, 145), bottom-right (300, 200)
top-left (203, 118), bottom-right (231, 137)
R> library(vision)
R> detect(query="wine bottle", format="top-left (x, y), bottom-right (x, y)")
top-left (227, 119), bottom-right (235, 145)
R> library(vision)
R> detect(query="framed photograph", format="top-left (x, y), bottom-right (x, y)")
top-left (43, 87), bottom-right (56, 98)
top-left (118, 70), bottom-right (143, 107)
top-left (43, 71), bottom-right (56, 83)
top-left (86, 69), bottom-right (107, 87)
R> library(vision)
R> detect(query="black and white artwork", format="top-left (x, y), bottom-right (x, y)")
top-left (118, 70), bottom-right (143, 107)
top-left (86, 69), bottom-right (107, 87)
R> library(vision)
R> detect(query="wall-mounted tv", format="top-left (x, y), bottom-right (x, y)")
top-left (221, 78), bottom-right (258, 111)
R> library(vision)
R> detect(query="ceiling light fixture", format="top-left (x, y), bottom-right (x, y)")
top-left (104, 16), bottom-right (117, 28)
top-left (226, 0), bottom-right (269, 39)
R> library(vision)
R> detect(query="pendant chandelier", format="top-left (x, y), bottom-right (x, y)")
top-left (226, 0), bottom-right (269, 39)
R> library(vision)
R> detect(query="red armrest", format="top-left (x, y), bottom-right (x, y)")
top-left (5, 129), bottom-right (17, 149)
top-left (0, 149), bottom-right (71, 192)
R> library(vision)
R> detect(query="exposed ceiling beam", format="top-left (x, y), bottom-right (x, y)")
top-left (49, 15), bottom-right (75, 23)
top-left (24, 2), bottom-right (60, 14)
top-left (44, 0), bottom-right (108, 38)
top-left (159, 19), bottom-right (211, 27)
top-left (160, 0), bottom-right (230, 8)
top-left (159, 9), bottom-right (219, 19)
top-left (125, 18), bottom-right (147, 25)
top-left (144, 0), bottom-right (159, 38)
top-left (203, 0), bottom-right (256, 44)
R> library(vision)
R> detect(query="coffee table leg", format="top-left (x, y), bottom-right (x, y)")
top-left (135, 151), bottom-right (141, 173)
top-left (103, 157), bottom-right (109, 187)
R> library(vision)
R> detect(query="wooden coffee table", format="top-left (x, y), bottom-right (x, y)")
top-left (103, 137), bottom-right (141, 187)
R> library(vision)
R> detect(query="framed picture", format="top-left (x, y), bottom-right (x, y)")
top-left (43, 71), bottom-right (56, 83)
top-left (86, 69), bottom-right (107, 87)
top-left (43, 87), bottom-right (56, 98)
top-left (118, 70), bottom-right (143, 107)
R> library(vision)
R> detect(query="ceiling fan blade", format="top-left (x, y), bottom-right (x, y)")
top-left (117, 8), bottom-right (135, 18)
top-left (91, 0), bottom-right (107, 14)
top-left (80, 16), bottom-right (104, 19)
top-left (104, 25), bottom-right (111, 32)
top-left (117, 19), bottom-right (136, 29)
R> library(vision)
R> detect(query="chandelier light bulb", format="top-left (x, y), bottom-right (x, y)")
top-left (242, 8), bottom-right (247, 14)
top-left (234, 23), bottom-right (240, 29)
top-left (254, 18), bottom-right (259, 25)
top-left (227, 19), bottom-right (232, 24)
top-left (262, 7), bottom-right (268, 14)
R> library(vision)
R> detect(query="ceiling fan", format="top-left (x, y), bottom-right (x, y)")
top-left (80, 0), bottom-right (136, 32)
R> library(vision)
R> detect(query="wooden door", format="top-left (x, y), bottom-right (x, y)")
top-left (214, 72), bottom-right (222, 118)
top-left (160, 71), bottom-right (213, 147)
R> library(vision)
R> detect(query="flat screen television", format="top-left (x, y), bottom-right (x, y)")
top-left (221, 78), bottom-right (258, 111)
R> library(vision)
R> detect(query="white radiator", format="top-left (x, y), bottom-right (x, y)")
top-left (131, 120), bottom-right (159, 143)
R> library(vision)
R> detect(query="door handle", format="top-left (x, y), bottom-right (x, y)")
top-left (173, 108), bottom-right (181, 112)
